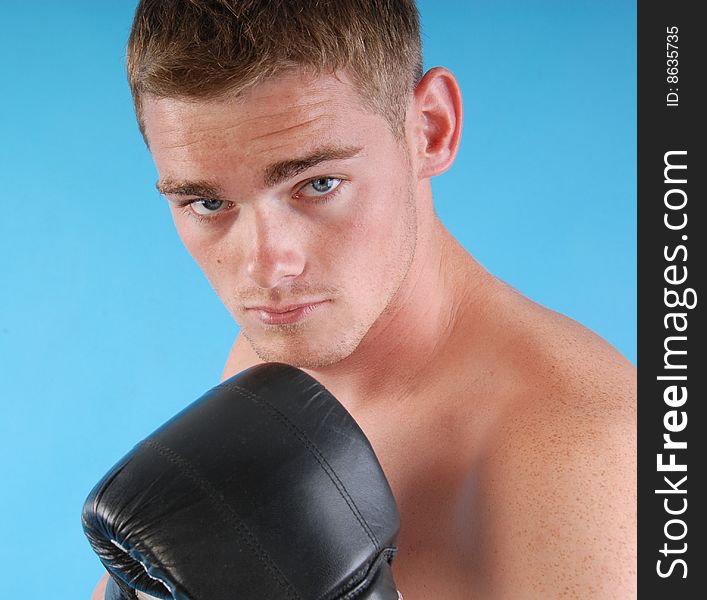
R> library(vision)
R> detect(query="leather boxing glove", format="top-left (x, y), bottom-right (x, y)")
top-left (82, 363), bottom-right (402, 600)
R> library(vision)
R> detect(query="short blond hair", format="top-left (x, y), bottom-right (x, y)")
top-left (127, 0), bottom-right (423, 138)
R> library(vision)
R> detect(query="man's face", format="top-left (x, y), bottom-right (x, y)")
top-left (142, 71), bottom-right (418, 368)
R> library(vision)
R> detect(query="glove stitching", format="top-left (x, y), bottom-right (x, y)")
top-left (226, 383), bottom-right (388, 600)
top-left (228, 383), bottom-right (381, 551)
top-left (143, 438), bottom-right (302, 600)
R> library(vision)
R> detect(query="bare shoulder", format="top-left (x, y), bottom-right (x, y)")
top-left (221, 333), bottom-right (264, 382)
top-left (470, 286), bottom-right (636, 599)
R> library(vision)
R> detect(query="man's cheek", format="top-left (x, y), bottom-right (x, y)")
top-left (204, 253), bottom-right (241, 295)
top-left (172, 218), bottom-right (203, 259)
top-left (177, 225), bottom-right (226, 270)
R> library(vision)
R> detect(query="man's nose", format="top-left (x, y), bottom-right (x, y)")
top-left (245, 206), bottom-right (306, 289)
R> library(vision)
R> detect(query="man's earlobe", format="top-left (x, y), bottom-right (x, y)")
top-left (413, 67), bottom-right (463, 179)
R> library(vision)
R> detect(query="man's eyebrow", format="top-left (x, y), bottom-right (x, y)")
top-left (263, 145), bottom-right (363, 187)
top-left (155, 145), bottom-right (363, 197)
top-left (156, 179), bottom-right (224, 198)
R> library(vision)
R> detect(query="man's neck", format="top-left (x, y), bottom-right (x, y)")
top-left (304, 217), bottom-right (489, 414)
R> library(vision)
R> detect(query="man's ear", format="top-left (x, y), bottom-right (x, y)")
top-left (411, 67), bottom-right (463, 179)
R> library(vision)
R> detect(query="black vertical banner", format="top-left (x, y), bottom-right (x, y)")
top-left (638, 1), bottom-right (705, 598)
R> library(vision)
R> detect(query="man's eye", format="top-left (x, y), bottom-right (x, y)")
top-left (299, 177), bottom-right (342, 198)
top-left (191, 199), bottom-right (226, 215)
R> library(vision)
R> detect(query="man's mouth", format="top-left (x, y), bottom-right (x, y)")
top-left (245, 300), bottom-right (329, 325)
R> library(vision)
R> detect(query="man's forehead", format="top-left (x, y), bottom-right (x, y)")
top-left (143, 98), bottom-right (336, 152)
top-left (141, 70), bottom-right (371, 149)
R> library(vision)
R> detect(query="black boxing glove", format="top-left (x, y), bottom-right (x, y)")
top-left (82, 363), bottom-right (401, 600)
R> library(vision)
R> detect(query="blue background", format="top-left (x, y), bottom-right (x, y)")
top-left (0, 1), bottom-right (635, 597)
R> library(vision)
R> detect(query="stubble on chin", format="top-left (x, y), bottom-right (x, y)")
top-left (240, 322), bottom-right (366, 369)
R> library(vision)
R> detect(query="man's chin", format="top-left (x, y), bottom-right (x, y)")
top-left (241, 329), bottom-right (360, 370)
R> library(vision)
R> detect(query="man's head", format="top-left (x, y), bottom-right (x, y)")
top-left (127, 0), bottom-right (423, 139)
top-left (128, 1), bottom-right (463, 369)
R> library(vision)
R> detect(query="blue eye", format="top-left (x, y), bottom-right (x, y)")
top-left (299, 177), bottom-right (342, 198)
top-left (191, 199), bottom-right (225, 215)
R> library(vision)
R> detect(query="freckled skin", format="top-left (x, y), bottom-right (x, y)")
top-left (92, 69), bottom-right (636, 599)
top-left (144, 73), bottom-right (418, 369)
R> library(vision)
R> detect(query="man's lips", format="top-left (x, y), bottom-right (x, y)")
top-left (245, 300), bottom-right (328, 325)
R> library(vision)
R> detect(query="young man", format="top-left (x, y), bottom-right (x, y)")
top-left (93, 1), bottom-right (636, 598)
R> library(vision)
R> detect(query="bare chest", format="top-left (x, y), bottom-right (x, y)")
top-left (389, 500), bottom-right (480, 600)
top-left (362, 429), bottom-right (483, 600)
top-left (338, 368), bottom-right (507, 599)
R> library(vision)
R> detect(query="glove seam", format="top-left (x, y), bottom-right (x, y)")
top-left (227, 382), bottom-right (382, 551)
top-left (143, 438), bottom-right (302, 600)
